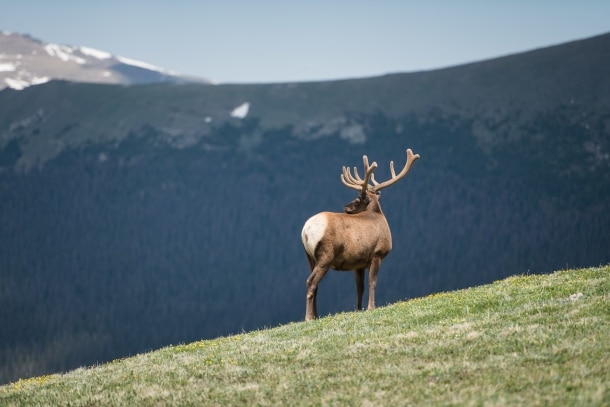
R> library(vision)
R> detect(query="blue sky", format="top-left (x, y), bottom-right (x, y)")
top-left (1, 1), bottom-right (609, 84)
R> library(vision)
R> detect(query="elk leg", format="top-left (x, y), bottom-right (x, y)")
top-left (306, 264), bottom-right (329, 321)
top-left (354, 269), bottom-right (365, 310)
top-left (367, 257), bottom-right (382, 310)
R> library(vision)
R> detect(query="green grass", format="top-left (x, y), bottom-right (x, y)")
top-left (2, 266), bottom-right (609, 406)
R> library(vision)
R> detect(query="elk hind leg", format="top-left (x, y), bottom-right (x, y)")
top-left (354, 268), bottom-right (365, 310)
top-left (306, 263), bottom-right (330, 321)
top-left (367, 257), bottom-right (382, 310)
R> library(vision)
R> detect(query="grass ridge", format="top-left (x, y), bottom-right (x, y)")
top-left (2, 266), bottom-right (609, 406)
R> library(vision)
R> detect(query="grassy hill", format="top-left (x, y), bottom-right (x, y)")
top-left (1, 265), bottom-right (608, 406)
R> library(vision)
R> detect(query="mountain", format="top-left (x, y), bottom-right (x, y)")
top-left (0, 31), bottom-right (209, 90)
top-left (0, 32), bottom-right (609, 384)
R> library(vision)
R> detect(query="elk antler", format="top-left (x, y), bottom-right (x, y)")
top-left (341, 155), bottom-right (378, 197)
top-left (369, 149), bottom-right (420, 193)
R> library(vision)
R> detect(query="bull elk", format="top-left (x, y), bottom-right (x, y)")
top-left (301, 148), bottom-right (420, 321)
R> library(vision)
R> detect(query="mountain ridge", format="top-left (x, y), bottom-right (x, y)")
top-left (2, 33), bottom-right (609, 173)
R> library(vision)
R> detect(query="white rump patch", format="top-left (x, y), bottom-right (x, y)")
top-left (301, 214), bottom-right (328, 257)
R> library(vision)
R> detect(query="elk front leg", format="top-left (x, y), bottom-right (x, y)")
top-left (306, 264), bottom-right (329, 321)
top-left (354, 269), bottom-right (365, 310)
top-left (367, 257), bottom-right (382, 310)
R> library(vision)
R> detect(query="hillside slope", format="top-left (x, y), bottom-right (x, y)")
top-left (1, 266), bottom-right (609, 406)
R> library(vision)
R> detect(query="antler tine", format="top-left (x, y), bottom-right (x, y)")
top-left (370, 149), bottom-right (420, 193)
top-left (370, 173), bottom-right (379, 186)
top-left (341, 167), bottom-right (362, 191)
top-left (340, 155), bottom-right (378, 194)
top-left (351, 166), bottom-right (364, 183)
top-left (361, 160), bottom-right (378, 196)
top-left (353, 155), bottom-right (372, 183)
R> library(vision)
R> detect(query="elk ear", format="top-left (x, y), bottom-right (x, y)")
top-left (344, 196), bottom-right (361, 213)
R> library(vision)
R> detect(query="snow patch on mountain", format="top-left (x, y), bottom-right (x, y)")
top-left (44, 43), bottom-right (86, 64)
top-left (4, 77), bottom-right (29, 90)
top-left (0, 62), bottom-right (17, 72)
top-left (31, 76), bottom-right (50, 85)
top-left (79, 46), bottom-right (112, 60)
top-left (4, 75), bottom-right (49, 90)
top-left (116, 56), bottom-right (173, 74)
top-left (231, 102), bottom-right (250, 119)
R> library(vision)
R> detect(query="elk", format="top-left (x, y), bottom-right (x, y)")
top-left (301, 148), bottom-right (420, 321)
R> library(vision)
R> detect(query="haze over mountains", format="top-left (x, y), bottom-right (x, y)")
top-left (0, 32), bottom-right (210, 91)
top-left (0, 31), bottom-right (609, 384)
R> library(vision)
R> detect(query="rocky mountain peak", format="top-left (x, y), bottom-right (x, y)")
top-left (0, 31), bottom-right (210, 90)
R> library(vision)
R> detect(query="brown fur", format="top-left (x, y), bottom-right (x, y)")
top-left (301, 192), bottom-right (391, 320)
top-left (301, 149), bottom-right (419, 321)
